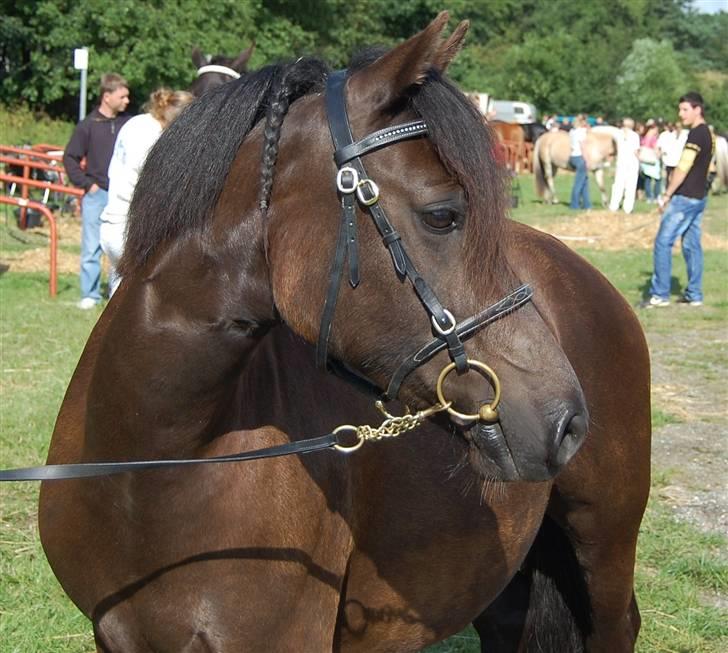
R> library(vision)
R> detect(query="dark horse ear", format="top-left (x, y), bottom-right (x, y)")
top-left (231, 42), bottom-right (255, 73)
top-left (433, 20), bottom-right (469, 72)
top-left (191, 47), bottom-right (208, 69)
top-left (347, 12), bottom-right (465, 112)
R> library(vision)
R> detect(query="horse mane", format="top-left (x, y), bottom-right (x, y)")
top-left (120, 62), bottom-right (326, 277)
top-left (120, 50), bottom-right (507, 278)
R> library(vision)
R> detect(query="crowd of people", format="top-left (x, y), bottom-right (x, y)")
top-left (548, 95), bottom-right (715, 309)
top-left (608, 117), bottom-right (694, 213)
top-left (62, 76), bottom-right (715, 313)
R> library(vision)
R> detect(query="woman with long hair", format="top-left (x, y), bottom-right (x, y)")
top-left (100, 88), bottom-right (194, 295)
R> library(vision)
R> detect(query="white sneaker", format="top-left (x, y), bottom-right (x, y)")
top-left (638, 296), bottom-right (670, 309)
top-left (676, 296), bottom-right (703, 307)
top-left (77, 297), bottom-right (98, 310)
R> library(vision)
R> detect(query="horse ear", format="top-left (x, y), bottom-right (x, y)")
top-left (347, 11), bottom-right (450, 112)
top-left (191, 47), bottom-right (207, 69)
top-left (231, 42), bottom-right (255, 73)
top-left (433, 20), bottom-right (469, 72)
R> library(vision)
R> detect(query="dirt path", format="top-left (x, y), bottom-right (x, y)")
top-left (649, 328), bottom-right (728, 536)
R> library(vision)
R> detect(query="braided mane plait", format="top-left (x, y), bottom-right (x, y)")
top-left (259, 58), bottom-right (329, 211)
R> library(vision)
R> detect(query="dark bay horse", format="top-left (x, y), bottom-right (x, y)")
top-left (38, 13), bottom-right (650, 652)
top-left (189, 42), bottom-right (255, 96)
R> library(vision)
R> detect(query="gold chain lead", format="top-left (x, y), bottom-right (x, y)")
top-left (333, 400), bottom-right (451, 452)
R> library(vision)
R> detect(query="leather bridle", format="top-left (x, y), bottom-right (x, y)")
top-left (0, 69), bottom-right (536, 482)
top-left (318, 69), bottom-right (533, 402)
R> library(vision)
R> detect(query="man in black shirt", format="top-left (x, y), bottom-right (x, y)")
top-left (641, 92), bottom-right (714, 308)
top-left (64, 73), bottom-right (130, 309)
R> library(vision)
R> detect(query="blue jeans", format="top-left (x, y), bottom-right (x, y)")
top-left (644, 176), bottom-right (661, 201)
top-left (569, 155), bottom-right (591, 209)
top-left (648, 194), bottom-right (706, 302)
top-left (80, 188), bottom-right (108, 301)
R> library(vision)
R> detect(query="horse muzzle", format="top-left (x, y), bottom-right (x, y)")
top-left (459, 395), bottom-right (589, 482)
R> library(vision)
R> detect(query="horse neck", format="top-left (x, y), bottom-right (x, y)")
top-left (85, 202), bottom-right (275, 459)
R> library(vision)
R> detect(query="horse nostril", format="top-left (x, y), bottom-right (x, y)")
top-left (552, 413), bottom-right (588, 468)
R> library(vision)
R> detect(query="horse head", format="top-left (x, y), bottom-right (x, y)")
top-left (189, 42), bottom-right (255, 96)
top-left (122, 13), bottom-right (587, 482)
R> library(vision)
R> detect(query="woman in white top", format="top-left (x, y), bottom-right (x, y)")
top-left (657, 123), bottom-right (688, 186)
top-left (609, 118), bottom-right (641, 214)
top-left (100, 88), bottom-right (194, 295)
top-left (568, 115), bottom-right (592, 210)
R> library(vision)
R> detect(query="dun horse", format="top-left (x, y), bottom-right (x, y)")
top-left (189, 42), bottom-right (255, 96)
top-left (38, 14), bottom-right (650, 652)
top-left (533, 126), bottom-right (618, 205)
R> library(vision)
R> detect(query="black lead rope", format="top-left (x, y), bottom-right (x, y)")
top-left (0, 433), bottom-right (342, 482)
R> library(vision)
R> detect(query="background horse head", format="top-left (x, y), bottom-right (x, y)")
top-left (189, 42), bottom-right (255, 96)
top-left (533, 126), bottom-right (617, 204)
top-left (119, 13), bottom-right (588, 482)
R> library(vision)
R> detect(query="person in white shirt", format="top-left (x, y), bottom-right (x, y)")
top-left (100, 88), bottom-right (194, 295)
top-left (609, 118), bottom-right (641, 214)
top-left (657, 123), bottom-right (687, 186)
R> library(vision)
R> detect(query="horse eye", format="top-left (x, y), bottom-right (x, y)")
top-left (421, 207), bottom-right (460, 234)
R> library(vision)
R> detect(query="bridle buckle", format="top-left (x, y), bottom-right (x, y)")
top-left (356, 178), bottom-right (380, 206)
top-left (431, 309), bottom-right (456, 336)
top-left (336, 166), bottom-right (359, 194)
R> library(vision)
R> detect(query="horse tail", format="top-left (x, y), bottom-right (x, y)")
top-left (519, 517), bottom-right (591, 652)
top-left (533, 137), bottom-right (547, 199)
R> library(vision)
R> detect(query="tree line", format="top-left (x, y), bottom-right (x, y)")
top-left (2, 0), bottom-right (727, 130)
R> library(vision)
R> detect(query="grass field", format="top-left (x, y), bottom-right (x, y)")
top-left (1, 171), bottom-right (727, 651)
top-left (0, 106), bottom-right (74, 149)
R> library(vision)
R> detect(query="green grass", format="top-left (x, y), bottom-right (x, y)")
top-left (651, 408), bottom-right (683, 429)
top-left (0, 274), bottom-right (99, 653)
top-left (0, 105), bottom-right (74, 148)
top-left (636, 485), bottom-right (728, 653)
top-left (1, 189), bottom-right (727, 650)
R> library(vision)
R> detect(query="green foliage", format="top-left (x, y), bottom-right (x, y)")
top-left (615, 39), bottom-right (688, 121)
top-left (0, 105), bottom-right (74, 147)
top-left (0, 1), bottom-right (726, 128)
top-left (695, 74), bottom-right (728, 132)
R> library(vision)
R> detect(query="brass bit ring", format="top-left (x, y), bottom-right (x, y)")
top-left (436, 359), bottom-right (501, 423)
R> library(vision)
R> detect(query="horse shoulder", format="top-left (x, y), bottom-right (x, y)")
top-left (505, 221), bottom-right (646, 359)
top-left (506, 219), bottom-right (650, 477)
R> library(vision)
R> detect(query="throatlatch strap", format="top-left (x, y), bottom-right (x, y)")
top-left (316, 197), bottom-right (353, 370)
